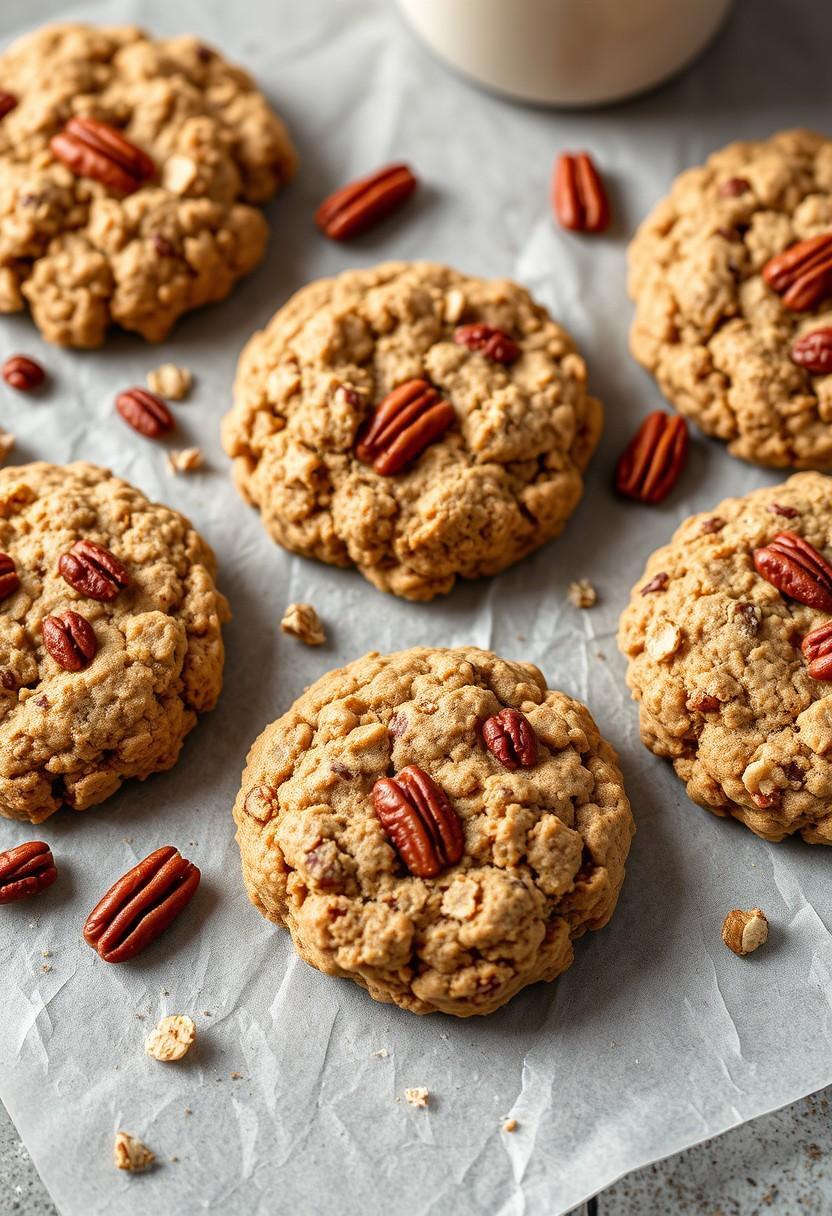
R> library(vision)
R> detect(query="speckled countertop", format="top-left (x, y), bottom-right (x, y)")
top-left (3, 1090), bottom-right (831, 1213)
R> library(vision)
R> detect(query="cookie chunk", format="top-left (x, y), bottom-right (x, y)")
top-left (0, 462), bottom-right (229, 822)
top-left (618, 472), bottom-right (832, 844)
top-left (629, 129), bottom-right (832, 467)
top-left (222, 262), bottom-right (603, 600)
top-left (233, 647), bottom-right (634, 1016)
top-left (0, 23), bottom-right (296, 347)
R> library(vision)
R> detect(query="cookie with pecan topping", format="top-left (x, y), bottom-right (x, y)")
top-left (0, 461), bottom-right (229, 823)
top-left (628, 129), bottom-right (832, 468)
top-left (0, 23), bottom-right (296, 347)
top-left (222, 261), bottom-right (603, 600)
top-left (233, 646), bottom-right (634, 1016)
top-left (618, 471), bottom-right (832, 844)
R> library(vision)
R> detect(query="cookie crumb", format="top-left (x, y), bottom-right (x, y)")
top-left (722, 908), bottom-right (768, 956)
top-left (41, 949), bottom-right (50, 958)
top-left (503, 1119), bottom-right (518, 1133)
top-left (568, 579), bottom-right (597, 608)
top-left (41, 963), bottom-right (50, 973)
top-left (281, 602), bottom-right (326, 646)
top-left (0, 429), bottom-right (14, 463)
top-left (404, 1087), bottom-right (429, 1108)
top-left (184, 1108), bottom-right (192, 1116)
top-left (145, 1014), bottom-right (196, 1062)
top-left (169, 1156), bottom-right (179, 1164)
top-left (230, 1071), bottom-right (243, 1080)
top-left (167, 447), bottom-right (203, 475)
top-left (372, 1048), bottom-right (389, 1058)
top-left (147, 363), bottom-right (192, 401)
top-left (113, 1131), bottom-right (155, 1172)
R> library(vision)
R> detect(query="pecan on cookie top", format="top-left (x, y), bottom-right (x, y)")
top-left (628, 129), bottom-right (832, 469)
top-left (0, 24), bottom-right (296, 347)
top-left (0, 461), bottom-right (229, 823)
top-left (232, 647), bottom-right (634, 1017)
top-left (618, 471), bottom-right (832, 845)
top-left (222, 261), bottom-right (603, 601)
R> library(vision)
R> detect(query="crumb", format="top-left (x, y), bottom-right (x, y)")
top-left (281, 602), bottom-right (326, 646)
top-left (41, 949), bottom-right (50, 958)
top-left (167, 447), bottom-right (203, 475)
top-left (113, 1131), bottom-right (155, 1172)
top-left (722, 908), bottom-right (769, 956)
top-left (202, 1011), bottom-right (212, 1017)
top-left (123, 837), bottom-right (133, 844)
top-left (372, 1048), bottom-right (389, 1058)
top-left (145, 1014), bottom-right (196, 1062)
top-left (404, 1087), bottom-right (429, 1108)
top-left (0, 429), bottom-right (14, 462)
top-left (184, 1108), bottom-right (192, 1116)
top-left (568, 578), bottom-right (597, 608)
top-left (169, 1156), bottom-right (179, 1164)
top-left (161, 989), bottom-right (169, 996)
top-left (135, 1013), bottom-right (146, 1021)
top-left (230, 1072), bottom-right (243, 1080)
top-left (503, 1119), bottom-right (518, 1133)
top-left (41, 963), bottom-right (50, 973)
top-left (147, 363), bottom-right (192, 401)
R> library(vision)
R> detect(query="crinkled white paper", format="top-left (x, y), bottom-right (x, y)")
top-left (1, 1), bottom-right (831, 1213)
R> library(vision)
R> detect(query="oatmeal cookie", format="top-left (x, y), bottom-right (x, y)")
top-left (222, 261), bottom-right (603, 601)
top-left (0, 23), bottom-right (296, 347)
top-left (233, 646), bottom-right (634, 1016)
top-left (628, 129), bottom-right (832, 467)
top-left (0, 462), bottom-right (229, 823)
top-left (618, 472), bottom-right (832, 844)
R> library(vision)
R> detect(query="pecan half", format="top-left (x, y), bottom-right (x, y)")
top-left (552, 152), bottom-right (610, 234)
top-left (2, 355), bottom-right (45, 391)
top-left (482, 708), bottom-right (537, 770)
top-left (0, 92), bottom-right (17, 121)
top-left (58, 539), bottom-right (130, 602)
top-left (0, 552), bottom-right (20, 601)
top-left (453, 324), bottom-right (520, 365)
top-left (0, 841), bottom-right (57, 904)
top-left (50, 116), bottom-right (154, 195)
top-left (315, 163), bottom-right (417, 240)
top-left (42, 610), bottom-right (97, 671)
top-left (763, 232), bottom-right (832, 311)
top-left (615, 411), bottom-right (689, 504)
top-left (801, 620), bottom-right (832, 681)
top-left (355, 379), bottom-right (455, 475)
top-left (372, 765), bottom-right (464, 878)
top-left (753, 531), bottom-right (832, 611)
top-left (791, 327), bottom-right (832, 374)
top-left (83, 846), bottom-right (200, 963)
top-left (116, 387), bottom-right (174, 438)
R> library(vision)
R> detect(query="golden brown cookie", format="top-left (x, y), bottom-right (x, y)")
top-left (629, 129), bottom-right (832, 468)
top-left (0, 23), bottom-right (296, 347)
top-left (0, 462), bottom-right (229, 823)
top-left (618, 471), bottom-right (832, 844)
top-left (233, 647), bottom-right (634, 1016)
top-left (222, 261), bottom-right (603, 601)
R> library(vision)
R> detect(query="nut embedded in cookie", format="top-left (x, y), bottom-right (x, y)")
top-left (231, 646), bottom-right (634, 1016)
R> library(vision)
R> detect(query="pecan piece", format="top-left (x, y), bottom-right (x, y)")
top-left (315, 163), bottom-right (417, 240)
top-left (801, 620), bottom-right (832, 681)
top-left (769, 502), bottom-right (798, 519)
top-left (116, 387), bottom-right (174, 438)
top-left (84, 846), bottom-right (200, 963)
top-left (0, 92), bottom-right (17, 121)
top-left (763, 232), bottom-right (832, 311)
top-left (640, 572), bottom-right (668, 595)
top-left (753, 531), bottom-right (832, 612)
top-left (50, 116), bottom-right (154, 195)
top-left (355, 379), bottom-right (455, 475)
top-left (552, 151), bottom-right (610, 234)
top-left (453, 324), bottom-right (520, 365)
top-left (791, 327), bottom-right (832, 375)
top-left (42, 610), bottom-right (97, 671)
top-left (59, 539), bottom-right (129, 602)
top-left (0, 552), bottom-right (20, 601)
top-left (482, 708), bottom-right (537, 770)
top-left (0, 841), bottom-right (57, 904)
top-left (372, 765), bottom-right (464, 878)
top-left (2, 355), bottom-right (45, 391)
top-left (615, 411), bottom-right (689, 504)
top-left (718, 176), bottom-right (751, 198)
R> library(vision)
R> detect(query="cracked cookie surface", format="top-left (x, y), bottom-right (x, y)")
top-left (0, 461), bottom-right (229, 823)
top-left (618, 472), bottom-right (832, 844)
top-left (0, 22), bottom-right (296, 347)
top-left (222, 261), bottom-right (603, 601)
top-left (628, 129), bottom-right (832, 468)
top-left (233, 646), bottom-right (634, 1016)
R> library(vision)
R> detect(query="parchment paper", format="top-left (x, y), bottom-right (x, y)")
top-left (1, 1), bottom-right (831, 1213)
